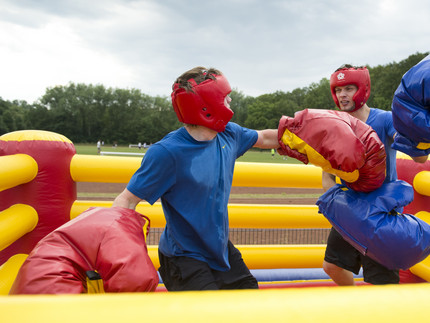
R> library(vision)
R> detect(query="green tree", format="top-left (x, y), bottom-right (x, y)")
top-left (25, 104), bottom-right (53, 131)
top-left (230, 88), bottom-right (254, 125)
top-left (2, 51), bottom-right (427, 143)
top-left (0, 98), bottom-right (30, 135)
top-left (245, 91), bottom-right (298, 129)
top-left (368, 52), bottom-right (428, 110)
top-left (302, 78), bottom-right (334, 110)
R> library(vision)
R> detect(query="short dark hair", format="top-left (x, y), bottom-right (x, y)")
top-left (335, 64), bottom-right (365, 72)
top-left (174, 67), bottom-right (222, 92)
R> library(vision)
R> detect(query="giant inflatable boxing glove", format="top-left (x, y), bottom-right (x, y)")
top-left (317, 180), bottom-right (430, 270)
top-left (392, 54), bottom-right (430, 157)
top-left (10, 207), bottom-right (159, 294)
top-left (277, 109), bottom-right (386, 192)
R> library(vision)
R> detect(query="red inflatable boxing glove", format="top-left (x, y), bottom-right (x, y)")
top-left (278, 109), bottom-right (386, 192)
top-left (9, 207), bottom-right (159, 294)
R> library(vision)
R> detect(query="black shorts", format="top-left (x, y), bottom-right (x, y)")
top-left (158, 240), bottom-right (258, 291)
top-left (324, 228), bottom-right (399, 285)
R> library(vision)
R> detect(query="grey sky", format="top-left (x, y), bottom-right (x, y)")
top-left (0, 0), bottom-right (429, 103)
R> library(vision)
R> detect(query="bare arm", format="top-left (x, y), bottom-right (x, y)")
top-left (322, 171), bottom-right (336, 192)
top-left (411, 155), bottom-right (429, 163)
top-left (254, 129), bottom-right (280, 149)
top-left (112, 188), bottom-right (142, 210)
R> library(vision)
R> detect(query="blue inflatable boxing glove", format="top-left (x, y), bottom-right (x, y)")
top-left (317, 180), bottom-right (430, 270)
top-left (392, 55), bottom-right (430, 157)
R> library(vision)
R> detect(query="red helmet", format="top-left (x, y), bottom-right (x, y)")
top-left (330, 66), bottom-right (371, 112)
top-left (171, 73), bottom-right (233, 132)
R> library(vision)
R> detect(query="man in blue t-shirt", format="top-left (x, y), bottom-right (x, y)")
top-left (322, 65), bottom-right (400, 285)
top-left (113, 67), bottom-right (280, 291)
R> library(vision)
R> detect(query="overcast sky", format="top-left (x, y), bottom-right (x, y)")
top-left (0, 0), bottom-right (429, 103)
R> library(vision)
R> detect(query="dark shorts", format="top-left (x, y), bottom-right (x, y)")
top-left (158, 240), bottom-right (258, 291)
top-left (324, 228), bottom-right (399, 285)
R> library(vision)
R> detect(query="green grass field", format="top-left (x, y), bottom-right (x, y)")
top-left (74, 144), bottom-right (301, 164)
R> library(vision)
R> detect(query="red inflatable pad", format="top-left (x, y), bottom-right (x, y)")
top-left (396, 157), bottom-right (430, 214)
top-left (9, 207), bottom-right (159, 294)
top-left (0, 130), bottom-right (76, 265)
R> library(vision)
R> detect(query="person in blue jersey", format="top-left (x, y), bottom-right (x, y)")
top-left (321, 65), bottom-right (400, 285)
top-left (112, 67), bottom-right (280, 291)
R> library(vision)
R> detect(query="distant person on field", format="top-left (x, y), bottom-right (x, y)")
top-left (113, 66), bottom-right (280, 291)
top-left (97, 140), bottom-right (101, 154)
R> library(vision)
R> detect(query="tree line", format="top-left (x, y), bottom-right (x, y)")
top-left (0, 52), bottom-right (427, 145)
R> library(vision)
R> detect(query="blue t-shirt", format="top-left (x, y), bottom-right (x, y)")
top-left (366, 108), bottom-right (397, 182)
top-left (127, 122), bottom-right (258, 271)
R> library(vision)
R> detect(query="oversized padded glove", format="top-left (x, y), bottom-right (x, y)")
top-left (393, 133), bottom-right (430, 157)
top-left (278, 109), bottom-right (386, 192)
top-left (9, 207), bottom-right (159, 294)
top-left (317, 180), bottom-right (430, 270)
top-left (392, 55), bottom-right (430, 156)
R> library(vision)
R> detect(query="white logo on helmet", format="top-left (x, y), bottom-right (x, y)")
top-left (337, 73), bottom-right (345, 80)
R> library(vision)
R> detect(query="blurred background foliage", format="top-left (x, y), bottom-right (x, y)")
top-left (1, 52), bottom-right (427, 145)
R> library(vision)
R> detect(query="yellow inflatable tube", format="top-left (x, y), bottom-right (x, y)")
top-left (147, 245), bottom-right (325, 270)
top-left (2, 284), bottom-right (430, 322)
top-left (0, 254), bottom-right (27, 295)
top-left (71, 201), bottom-right (329, 228)
top-left (413, 171), bottom-right (430, 196)
top-left (70, 155), bottom-right (142, 183)
top-left (0, 154), bottom-right (37, 192)
top-left (0, 204), bottom-right (38, 251)
top-left (70, 155), bottom-right (323, 188)
top-left (232, 162), bottom-right (322, 188)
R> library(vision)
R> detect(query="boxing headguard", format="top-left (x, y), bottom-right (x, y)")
top-left (330, 66), bottom-right (371, 112)
top-left (171, 73), bottom-right (233, 132)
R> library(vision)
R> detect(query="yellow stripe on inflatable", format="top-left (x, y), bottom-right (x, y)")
top-left (0, 154), bottom-right (38, 192)
top-left (232, 162), bottom-right (322, 188)
top-left (417, 142), bottom-right (430, 150)
top-left (0, 204), bottom-right (38, 252)
top-left (0, 254), bottom-right (27, 295)
top-left (227, 204), bottom-right (329, 228)
top-left (238, 244), bottom-right (325, 269)
top-left (70, 201), bottom-right (330, 229)
top-left (415, 211), bottom-right (430, 224)
top-left (410, 212), bottom-right (430, 280)
top-left (0, 130), bottom-right (72, 143)
top-left (396, 151), bottom-right (412, 160)
top-left (281, 129), bottom-right (359, 183)
top-left (410, 255), bottom-right (430, 282)
top-left (86, 278), bottom-right (105, 294)
top-left (1, 284), bottom-right (430, 322)
top-left (142, 219), bottom-right (149, 242)
top-left (146, 244), bottom-right (326, 270)
top-left (86, 271), bottom-right (105, 294)
top-left (413, 171), bottom-right (430, 196)
top-left (70, 155), bottom-right (142, 183)
top-left (71, 155), bottom-right (324, 188)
